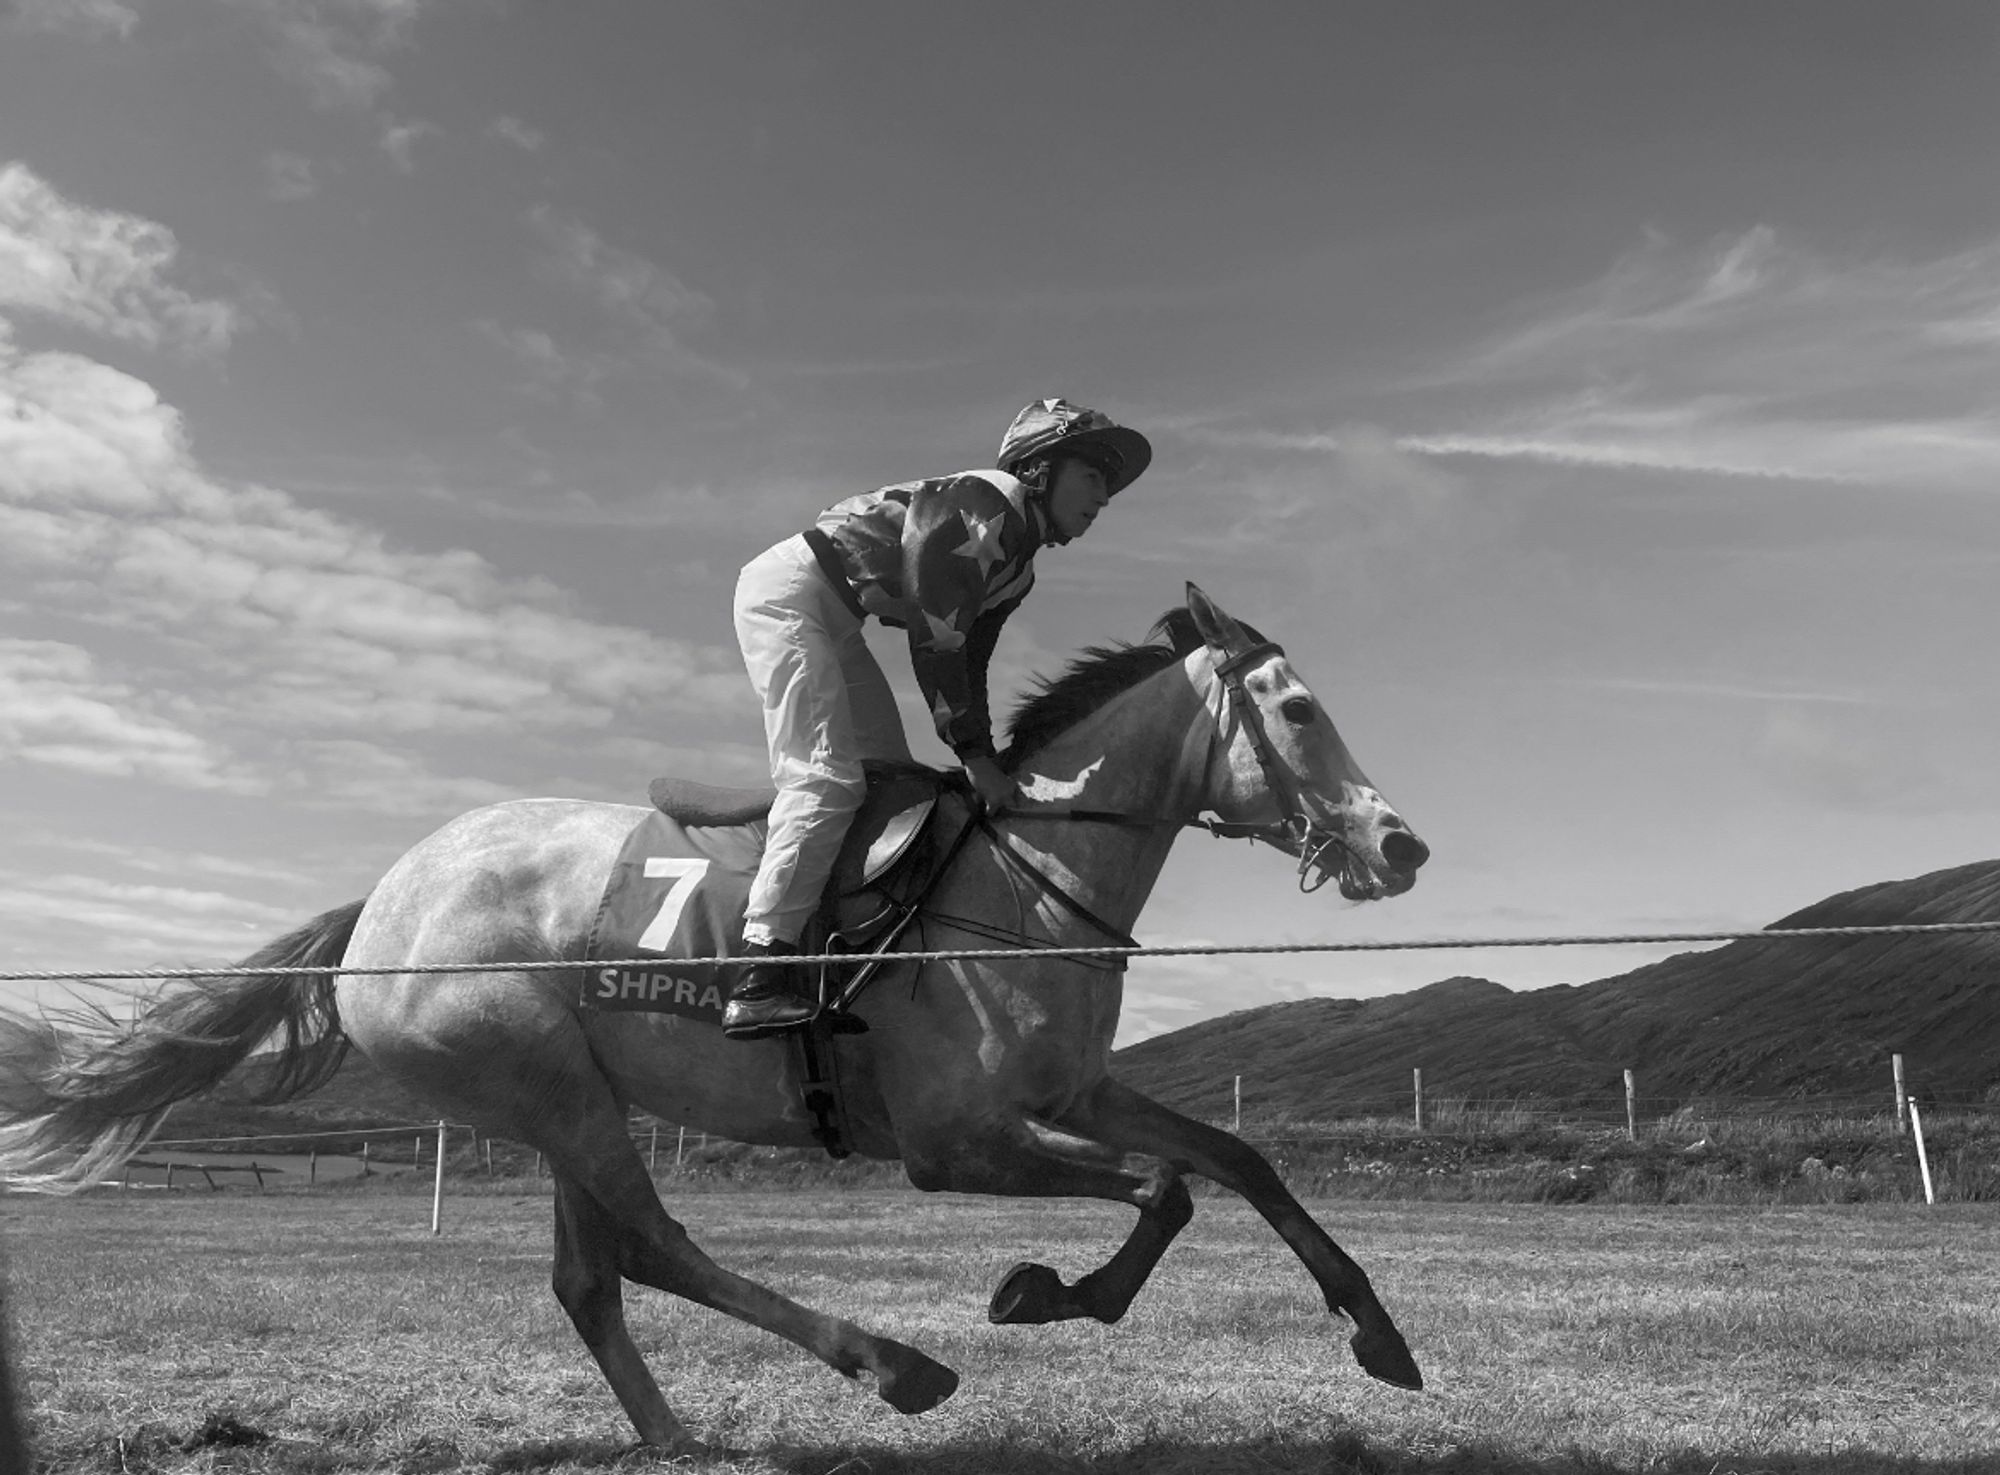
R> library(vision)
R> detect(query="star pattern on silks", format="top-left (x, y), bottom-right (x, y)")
top-left (930, 689), bottom-right (956, 730)
top-left (951, 509), bottom-right (1006, 577)
top-left (921, 607), bottom-right (967, 651)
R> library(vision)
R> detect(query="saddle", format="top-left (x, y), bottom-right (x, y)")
top-left (646, 761), bottom-right (969, 1162)
top-left (647, 759), bottom-right (957, 950)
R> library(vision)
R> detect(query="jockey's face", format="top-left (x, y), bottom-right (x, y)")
top-left (1046, 455), bottom-right (1113, 542)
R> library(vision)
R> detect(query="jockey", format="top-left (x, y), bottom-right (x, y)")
top-left (722, 397), bottom-right (1153, 1039)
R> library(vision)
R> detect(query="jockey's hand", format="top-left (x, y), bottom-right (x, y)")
top-left (962, 754), bottom-right (1016, 815)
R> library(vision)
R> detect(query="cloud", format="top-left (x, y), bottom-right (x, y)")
top-left (377, 114), bottom-right (436, 173)
top-left (0, 868), bottom-right (303, 966)
top-left (263, 150), bottom-right (321, 202)
top-left (472, 318), bottom-right (609, 409)
top-left (0, 639), bottom-right (250, 790)
top-left (488, 115), bottom-right (545, 153)
top-left (0, 329), bottom-right (747, 805)
top-left (225, 0), bottom-right (424, 112)
top-left (523, 204), bottom-right (742, 386)
top-left (1412, 227), bottom-right (2000, 489)
top-left (6, 0), bottom-right (139, 39)
top-left (0, 162), bottom-right (243, 353)
top-left (527, 204), bottom-right (712, 337)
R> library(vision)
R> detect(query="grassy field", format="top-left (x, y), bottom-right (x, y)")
top-left (5, 1185), bottom-right (1998, 1474)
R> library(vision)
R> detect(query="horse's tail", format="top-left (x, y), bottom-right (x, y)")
top-left (0, 898), bottom-right (366, 1192)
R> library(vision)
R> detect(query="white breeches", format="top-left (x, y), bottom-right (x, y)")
top-left (733, 535), bottom-right (913, 946)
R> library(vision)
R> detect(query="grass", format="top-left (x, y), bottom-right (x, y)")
top-left (5, 1187), bottom-right (1999, 1474)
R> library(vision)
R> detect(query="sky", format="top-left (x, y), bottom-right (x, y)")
top-left (1, 2), bottom-right (1997, 1046)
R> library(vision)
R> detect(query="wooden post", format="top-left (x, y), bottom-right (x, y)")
top-left (1624, 1069), bottom-right (1637, 1142)
top-left (430, 1121), bottom-right (447, 1236)
top-left (534, 1151), bottom-right (543, 1179)
top-left (675, 1126), bottom-right (685, 1168)
top-left (414, 1135), bottom-right (423, 1166)
top-left (1233, 1074), bottom-right (1242, 1134)
top-left (1412, 1068), bottom-right (1424, 1130)
top-left (165, 1162), bottom-right (176, 1191)
top-left (309, 1149), bottom-right (318, 1186)
top-left (1909, 1099), bottom-right (1936, 1206)
top-left (199, 1166), bottom-right (218, 1192)
top-left (649, 1125), bottom-right (659, 1172)
top-left (250, 1162), bottom-right (265, 1193)
top-left (1893, 1054), bottom-right (1907, 1134)
top-left (361, 1139), bottom-right (371, 1176)
top-left (484, 1138), bottom-right (494, 1177)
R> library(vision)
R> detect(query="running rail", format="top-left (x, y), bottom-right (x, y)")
top-left (2, 919), bottom-right (1998, 982)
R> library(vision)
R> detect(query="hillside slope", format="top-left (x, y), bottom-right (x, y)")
top-left (1113, 860), bottom-right (2000, 1120)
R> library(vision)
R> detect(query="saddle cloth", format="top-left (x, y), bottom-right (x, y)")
top-left (580, 762), bottom-right (947, 1020)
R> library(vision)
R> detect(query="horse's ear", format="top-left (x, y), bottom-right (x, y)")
top-left (1185, 582), bottom-right (1251, 656)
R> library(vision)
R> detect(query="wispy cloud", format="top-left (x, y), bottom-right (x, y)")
top-left (0, 162), bottom-right (242, 353)
top-left (488, 114), bottom-right (545, 153)
top-left (263, 150), bottom-right (321, 202)
top-left (526, 204), bottom-right (712, 338)
top-left (377, 114), bottom-right (436, 173)
top-left (0, 176), bottom-right (747, 810)
top-left (524, 204), bottom-right (742, 385)
top-left (0, 868), bottom-right (304, 966)
top-left (0, 639), bottom-right (249, 790)
top-left (1408, 227), bottom-right (2000, 488)
top-left (225, 0), bottom-right (422, 112)
top-left (6, 0), bottom-right (140, 40)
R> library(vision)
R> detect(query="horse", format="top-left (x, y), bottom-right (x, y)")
top-left (0, 583), bottom-right (1429, 1455)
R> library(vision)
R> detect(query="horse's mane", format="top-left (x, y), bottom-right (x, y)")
top-left (1000, 607), bottom-right (1212, 768)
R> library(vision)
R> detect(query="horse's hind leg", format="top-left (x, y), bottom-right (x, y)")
top-left (551, 1173), bottom-right (702, 1453)
top-left (538, 1097), bottom-right (959, 1425)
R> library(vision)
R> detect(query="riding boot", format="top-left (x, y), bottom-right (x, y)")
top-left (721, 941), bottom-right (817, 1041)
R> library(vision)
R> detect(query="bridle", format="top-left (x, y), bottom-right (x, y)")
top-left (1203, 639), bottom-right (1355, 895)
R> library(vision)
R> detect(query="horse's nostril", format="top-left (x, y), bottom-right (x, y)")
top-left (1383, 831), bottom-right (1429, 871)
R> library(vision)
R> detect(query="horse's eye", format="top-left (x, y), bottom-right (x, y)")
top-left (1280, 695), bottom-right (1315, 725)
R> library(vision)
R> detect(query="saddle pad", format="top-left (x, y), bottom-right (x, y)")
top-left (581, 810), bottom-right (764, 1019)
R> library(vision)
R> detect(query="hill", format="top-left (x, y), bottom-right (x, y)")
top-left (1112, 859), bottom-right (2000, 1121)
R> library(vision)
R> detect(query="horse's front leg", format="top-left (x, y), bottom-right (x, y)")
top-left (1067, 1075), bottom-right (1422, 1390)
top-left (898, 1114), bottom-right (1193, 1328)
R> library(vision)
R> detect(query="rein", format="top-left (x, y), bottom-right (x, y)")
top-left (1209, 640), bottom-right (1352, 894)
top-left (829, 638), bottom-right (1351, 1006)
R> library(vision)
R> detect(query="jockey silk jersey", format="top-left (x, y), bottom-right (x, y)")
top-left (809, 469), bottom-right (1044, 761)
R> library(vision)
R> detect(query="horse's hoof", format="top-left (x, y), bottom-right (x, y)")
top-left (876, 1341), bottom-right (960, 1414)
top-left (1350, 1324), bottom-right (1424, 1390)
top-left (987, 1260), bottom-right (1069, 1325)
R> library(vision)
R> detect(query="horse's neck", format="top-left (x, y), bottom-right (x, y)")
top-left (1000, 660), bottom-right (1212, 930)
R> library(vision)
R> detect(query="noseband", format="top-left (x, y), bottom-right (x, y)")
top-left (1207, 641), bottom-right (1353, 894)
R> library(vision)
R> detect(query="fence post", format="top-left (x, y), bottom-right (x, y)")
top-left (1893, 1054), bottom-right (1907, 1134)
top-left (649, 1125), bottom-right (658, 1173)
top-left (1413, 1067), bottom-right (1424, 1130)
top-left (430, 1121), bottom-right (447, 1236)
top-left (309, 1149), bottom-right (318, 1186)
top-left (534, 1151), bottom-right (544, 1179)
top-left (1233, 1074), bottom-right (1242, 1134)
top-left (361, 1139), bottom-right (371, 1176)
top-left (675, 1126), bottom-right (685, 1169)
top-left (1624, 1069), bottom-right (1637, 1141)
top-left (484, 1138), bottom-right (494, 1178)
top-left (166, 1162), bottom-right (176, 1191)
top-left (1908, 1098), bottom-right (1935, 1205)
